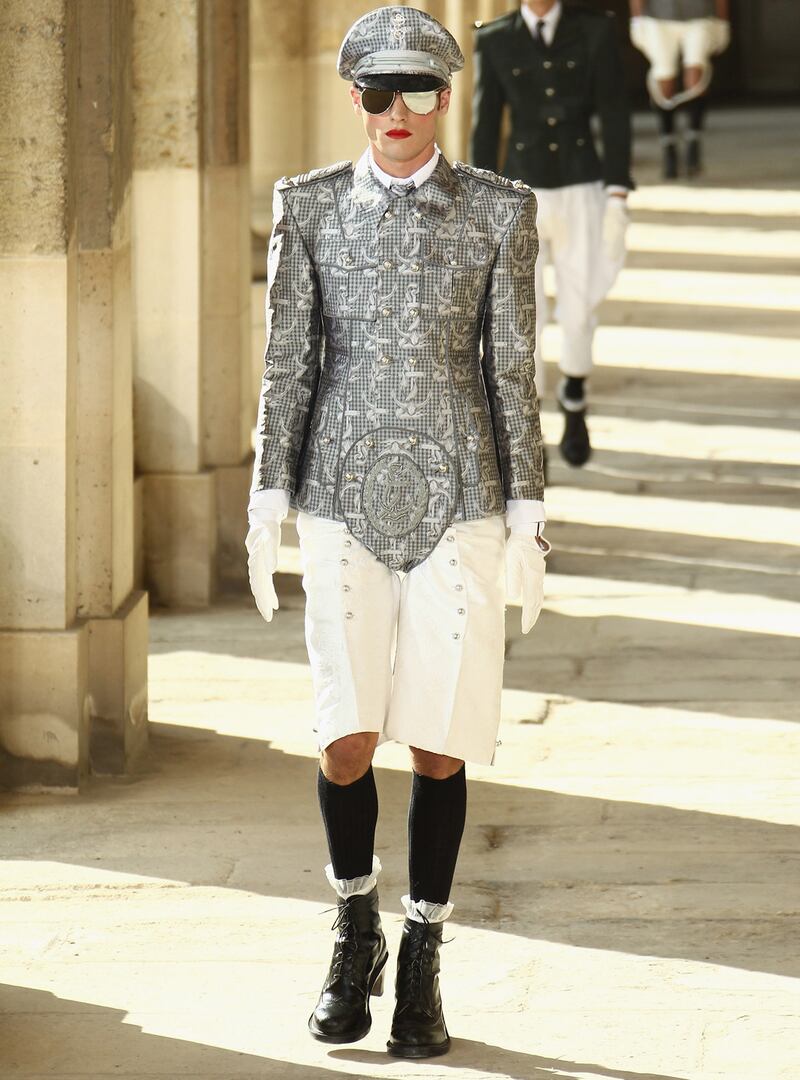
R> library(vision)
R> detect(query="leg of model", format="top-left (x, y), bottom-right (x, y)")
top-left (684, 82), bottom-right (706, 177)
top-left (655, 101), bottom-right (679, 179)
top-left (298, 513), bottom-right (396, 1044)
top-left (309, 739), bottom-right (389, 1046)
top-left (550, 185), bottom-right (597, 467)
top-left (385, 518), bottom-right (507, 1059)
top-left (386, 748), bottom-right (465, 1059)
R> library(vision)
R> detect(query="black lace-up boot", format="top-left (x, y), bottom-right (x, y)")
top-left (308, 887), bottom-right (388, 1043)
top-left (387, 916), bottom-right (450, 1059)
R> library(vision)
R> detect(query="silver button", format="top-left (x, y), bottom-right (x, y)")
top-left (458, 608), bottom-right (465, 615)
top-left (344, 472), bottom-right (354, 481)
top-left (515, 142), bottom-right (525, 151)
top-left (438, 463), bottom-right (448, 473)
top-left (449, 559), bottom-right (457, 567)
top-left (549, 143), bottom-right (558, 152)
top-left (381, 307), bottom-right (392, 316)
top-left (449, 257), bottom-right (458, 266)
top-left (408, 435), bottom-right (418, 445)
top-left (543, 60), bottom-right (553, 69)
top-left (409, 307), bottom-right (419, 317)
top-left (345, 612), bottom-right (354, 619)
top-left (340, 559), bottom-right (349, 567)
top-left (408, 356), bottom-right (417, 366)
top-left (577, 138), bottom-right (586, 146)
top-left (446, 535), bottom-right (455, 542)
top-left (411, 263), bottom-right (421, 272)
top-left (455, 584), bottom-right (463, 591)
top-left (383, 260), bottom-right (394, 270)
top-left (452, 632), bottom-right (460, 640)
top-left (548, 117), bottom-right (557, 127)
top-left (380, 355), bottom-right (390, 365)
top-left (545, 87), bottom-right (555, 97)
top-left (512, 67), bottom-right (521, 76)
top-left (364, 437), bottom-right (374, 447)
top-left (567, 59), bottom-right (576, 69)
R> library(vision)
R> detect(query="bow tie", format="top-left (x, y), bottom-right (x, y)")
top-left (388, 180), bottom-right (415, 197)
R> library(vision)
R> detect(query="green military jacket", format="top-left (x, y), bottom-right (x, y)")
top-left (470, 3), bottom-right (633, 190)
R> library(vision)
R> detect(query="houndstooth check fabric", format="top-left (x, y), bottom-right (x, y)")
top-left (252, 152), bottom-right (544, 568)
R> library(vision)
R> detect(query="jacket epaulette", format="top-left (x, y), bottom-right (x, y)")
top-left (472, 11), bottom-right (515, 34)
top-left (276, 160), bottom-right (352, 190)
top-left (453, 160), bottom-right (533, 196)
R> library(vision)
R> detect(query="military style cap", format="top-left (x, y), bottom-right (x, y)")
top-left (337, 5), bottom-right (465, 87)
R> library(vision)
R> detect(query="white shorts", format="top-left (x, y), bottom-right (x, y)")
top-left (636, 17), bottom-right (717, 79)
top-left (297, 512), bottom-right (507, 765)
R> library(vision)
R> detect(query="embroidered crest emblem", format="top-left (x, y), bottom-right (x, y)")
top-left (337, 427), bottom-right (459, 571)
top-left (363, 454), bottom-right (428, 538)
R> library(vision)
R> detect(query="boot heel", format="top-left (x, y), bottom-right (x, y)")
top-left (371, 967), bottom-right (385, 997)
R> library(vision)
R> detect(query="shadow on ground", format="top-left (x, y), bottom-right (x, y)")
top-left (0, 984), bottom-right (690, 1080)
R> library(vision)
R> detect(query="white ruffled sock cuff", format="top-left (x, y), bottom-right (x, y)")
top-left (325, 855), bottom-right (382, 899)
top-left (401, 894), bottom-right (454, 924)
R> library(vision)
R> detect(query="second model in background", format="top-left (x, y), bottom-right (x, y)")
top-left (629, 0), bottom-right (732, 178)
top-left (470, 0), bottom-right (634, 470)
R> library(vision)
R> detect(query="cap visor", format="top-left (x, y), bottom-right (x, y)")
top-left (355, 72), bottom-right (446, 92)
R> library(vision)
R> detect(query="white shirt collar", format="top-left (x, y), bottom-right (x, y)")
top-left (520, 1), bottom-right (562, 45)
top-left (368, 144), bottom-right (441, 190)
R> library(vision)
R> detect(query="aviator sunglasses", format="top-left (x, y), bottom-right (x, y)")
top-left (358, 87), bottom-right (441, 116)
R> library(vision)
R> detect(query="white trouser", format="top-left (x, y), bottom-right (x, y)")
top-left (297, 511), bottom-right (507, 766)
top-left (533, 181), bottom-right (620, 397)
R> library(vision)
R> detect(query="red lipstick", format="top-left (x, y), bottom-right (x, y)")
top-left (386, 129), bottom-right (411, 139)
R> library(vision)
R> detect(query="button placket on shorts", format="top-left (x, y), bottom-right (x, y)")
top-left (445, 527), bottom-right (467, 641)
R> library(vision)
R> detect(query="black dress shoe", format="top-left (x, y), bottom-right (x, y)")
top-left (558, 395), bottom-right (591, 467)
top-left (308, 887), bottom-right (388, 1044)
top-left (387, 916), bottom-right (450, 1059)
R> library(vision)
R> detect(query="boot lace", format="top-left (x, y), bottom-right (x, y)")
top-left (329, 901), bottom-right (360, 983)
top-left (397, 914), bottom-right (437, 1014)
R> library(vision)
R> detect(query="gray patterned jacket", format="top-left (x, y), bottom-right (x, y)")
top-left (252, 152), bottom-right (544, 566)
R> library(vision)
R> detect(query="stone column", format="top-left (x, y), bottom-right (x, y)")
top-left (132, 0), bottom-right (252, 604)
top-left (0, 0), bottom-right (147, 791)
top-left (250, 0), bottom-right (306, 234)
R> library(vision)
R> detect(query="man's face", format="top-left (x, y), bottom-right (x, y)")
top-left (350, 85), bottom-right (451, 165)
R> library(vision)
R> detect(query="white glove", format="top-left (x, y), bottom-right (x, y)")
top-left (629, 15), bottom-right (649, 52)
top-left (602, 197), bottom-right (629, 267)
top-left (245, 514), bottom-right (281, 623)
top-left (708, 16), bottom-right (731, 55)
top-left (506, 533), bottom-right (550, 634)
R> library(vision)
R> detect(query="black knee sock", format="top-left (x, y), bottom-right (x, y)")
top-left (317, 766), bottom-right (378, 881)
top-left (654, 104), bottom-right (675, 139)
top-left (686, 96), bottom-right (706, 135)
top-left (562, 375), bottom-right (585, 403)
top-left (408, 765), bottom-right (467, 906)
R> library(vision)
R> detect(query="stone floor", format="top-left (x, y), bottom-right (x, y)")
top-left (2, 107), bottom-right (799, 1079)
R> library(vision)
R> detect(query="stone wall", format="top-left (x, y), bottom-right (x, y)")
top-left (0, 0), bottom-right (147, 791)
